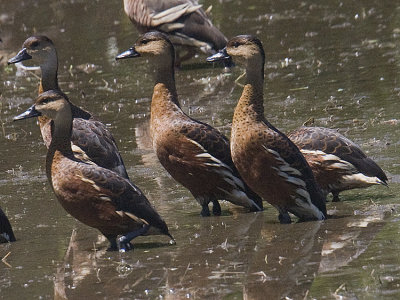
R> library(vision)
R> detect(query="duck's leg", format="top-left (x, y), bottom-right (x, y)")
top-left (332, 191), bottom-right (341, 202)
top-left (278, 210), bottom-right (292, 224)
top-left (200, 204), bottom-right (211, 217)
top-left (118, 225), bottom-right (150, 252)
top-left (212, 200), bottom-right (221, 216)
top-left (106, 236), bottom-right (118, 251)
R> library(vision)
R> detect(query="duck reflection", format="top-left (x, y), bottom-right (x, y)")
top-left (52, 204), bottom-right (391, 298)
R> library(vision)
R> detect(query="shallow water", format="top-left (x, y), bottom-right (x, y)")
top-left (0, 0), bottom-right (399, 299)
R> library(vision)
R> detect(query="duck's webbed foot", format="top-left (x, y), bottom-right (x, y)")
top-left (118, 225), bottom-right (150, 252)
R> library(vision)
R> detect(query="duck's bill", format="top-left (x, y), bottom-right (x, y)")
top-left (115, 47), bottom-right (140, 60)
top-left (8, 48), bottom-right (32, 65)
top-left (13, 105), bottom-right (41, 121)
top-left (206, 48), bottom-right (230, 62)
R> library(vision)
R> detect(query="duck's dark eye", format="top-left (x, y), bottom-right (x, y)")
top-left (233, 42), bottom-right (240, 48)
top-left (141, 39), bottom-right (149, 45)
top-left (41, 98), bottom-right (51, 104)
top-left (31, 41), bottom-right (39, 48)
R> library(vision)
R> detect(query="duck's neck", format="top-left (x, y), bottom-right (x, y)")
top-left (39, 52), bottom-right (59, 93)
top-left (151, 62), bottom-right (181, 116)
top-left (235, 63), bottom-right (265, 121)
top-left (46, 109), bottom-right (74, 181)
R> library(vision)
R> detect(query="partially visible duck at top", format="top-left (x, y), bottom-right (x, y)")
top-left (8, 36), bottom-right (129, 179)
top-left (287, 126), bottom-right (388, 202)
top-left (0, 206), bottom-right (16, 243)
top-left (13, 90), bottom-right (174, 251)
top-left (116, 32), bottom-right (263, 216)
top-left (123, 0), bottom-right (227, 66)
top-left (207, 35), bottom-right (327, 223)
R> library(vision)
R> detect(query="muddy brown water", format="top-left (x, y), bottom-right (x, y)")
top-left (0, 0), bottom-right (399, 299)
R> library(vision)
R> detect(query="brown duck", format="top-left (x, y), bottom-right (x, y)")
top-left (116, 31), bottom-right (263, 216)
top-left (0, 207), bottom-right (16, 243)
top-left (123, 0), bottom-right (227, 65)
top-left (288, 126), bottom-right (388, 201)
top-left (14, 90), bottom-right (174, 251)
top-left (8, 36), bottom-right (129, 179)
top-left (207, 35), bottom-right (327, 223)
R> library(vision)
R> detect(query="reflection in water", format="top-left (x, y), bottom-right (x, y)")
top-left (50, 204), bottom-right (393, 299)
top-left (53, 229), bottom-right (106, 300)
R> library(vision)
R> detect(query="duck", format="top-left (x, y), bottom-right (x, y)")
top-left (123, 0), bottom-right (227, 66)
top-left (116, 31), bottom-right (263, 216)
top-left (287, 126), bottom-right (388, 201)
top-left (13, 90), bottom-right (174, 251)
top-left (207, 35), bottom-right (327, 223)
top-left (8, 36), bottom-right (129, 179)
top-left (0, 207), bottom-right (16, 243)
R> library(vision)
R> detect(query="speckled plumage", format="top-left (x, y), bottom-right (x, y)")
top-left (123, 0), bottom-right (227, 64)
top-left (0, 207), bottom-right (16, 243)
top-left (8, 36), bottom-right (129, 179)
top-left (208, 35), bottom-right (327, 223)
top-left (288, 126), bottom-right (388, 201)
top-left (14, 90), bottom-right (173, 250)
top-left (116, 32), bottom-right (262, 216)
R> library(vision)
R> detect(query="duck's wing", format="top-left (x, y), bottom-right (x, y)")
top-left (125, 0), bottom-right (201, 29)
top-left (124, 0), bottom-right (227, 51)
top-left (289, 127), bottom-right (387, 183)
top-left (75, 165), bottom-right (170, 235)
top-left (262, 122), bottom-right (327, 217)
top-left (183, 121), bottom-right (232, 164)
top-left (70, 118), bottom-right (130, 180)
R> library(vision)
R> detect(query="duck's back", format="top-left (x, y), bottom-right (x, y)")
top-left (124, 0), bottom-right (227, 51)
top-left (49, 152), bottom-right (169, 237)
top-left (289, 126), bottom-right (388, 183)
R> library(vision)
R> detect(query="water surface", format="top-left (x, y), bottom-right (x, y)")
top-left (1, 0), bottom-right (399, 298)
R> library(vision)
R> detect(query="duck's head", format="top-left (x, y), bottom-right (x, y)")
top-left (207, 35), bottom-right (265, 70)
top-left (8, 35), bottom-right (56, 65)
top-left (14, 90), bottom-right (70, 122)
top-left (116, 31), bottom-right (175, 66)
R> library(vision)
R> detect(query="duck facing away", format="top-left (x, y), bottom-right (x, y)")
top-left (0, 207), bottom-right (16, 243)
top-left (14, 90), bottom-right (174, 251)
top-left (207, 35), bottom-right (327, 223)
top-left (123, 0), bottom-right (227, 65)
top-left (288, 126), bottom-right (388, 201)
top-left (8, 36), bottom-right (129, 179)
top-left (116, 31), bottom-right (263, 216)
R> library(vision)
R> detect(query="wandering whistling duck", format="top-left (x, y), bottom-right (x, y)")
top-left (13, 90), bottom-right (174, 251)
top-left (116, 31), bottom-right (263, 216)
top-left (207, 35), bottom-right (327, 223)
top-left (8, 36), bottom-right (129, 179)
top-left (288, 126), bottom-right (388, 201)
top-left (0, 207), bottom-right (16, 243)
top-left (123, 0), bottom-right (227, 65)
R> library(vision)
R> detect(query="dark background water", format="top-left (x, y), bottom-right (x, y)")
top-left (0, 0), bottom-right (399, 298)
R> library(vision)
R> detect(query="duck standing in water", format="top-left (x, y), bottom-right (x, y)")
top-left (123, 0), bottom-right (227, 65)
top-left (116, 32), bottom-right (263, 216)
top-left (14, 90), bottom-right (174, 251)
top-left (0, 207), bottom-right (16, 243)
top-left (288, 126), bottom-right (388, 201)
top-left (8, 36), bottom-right (129, 179)
top-left (207, 35), bottom-right (327, 223)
